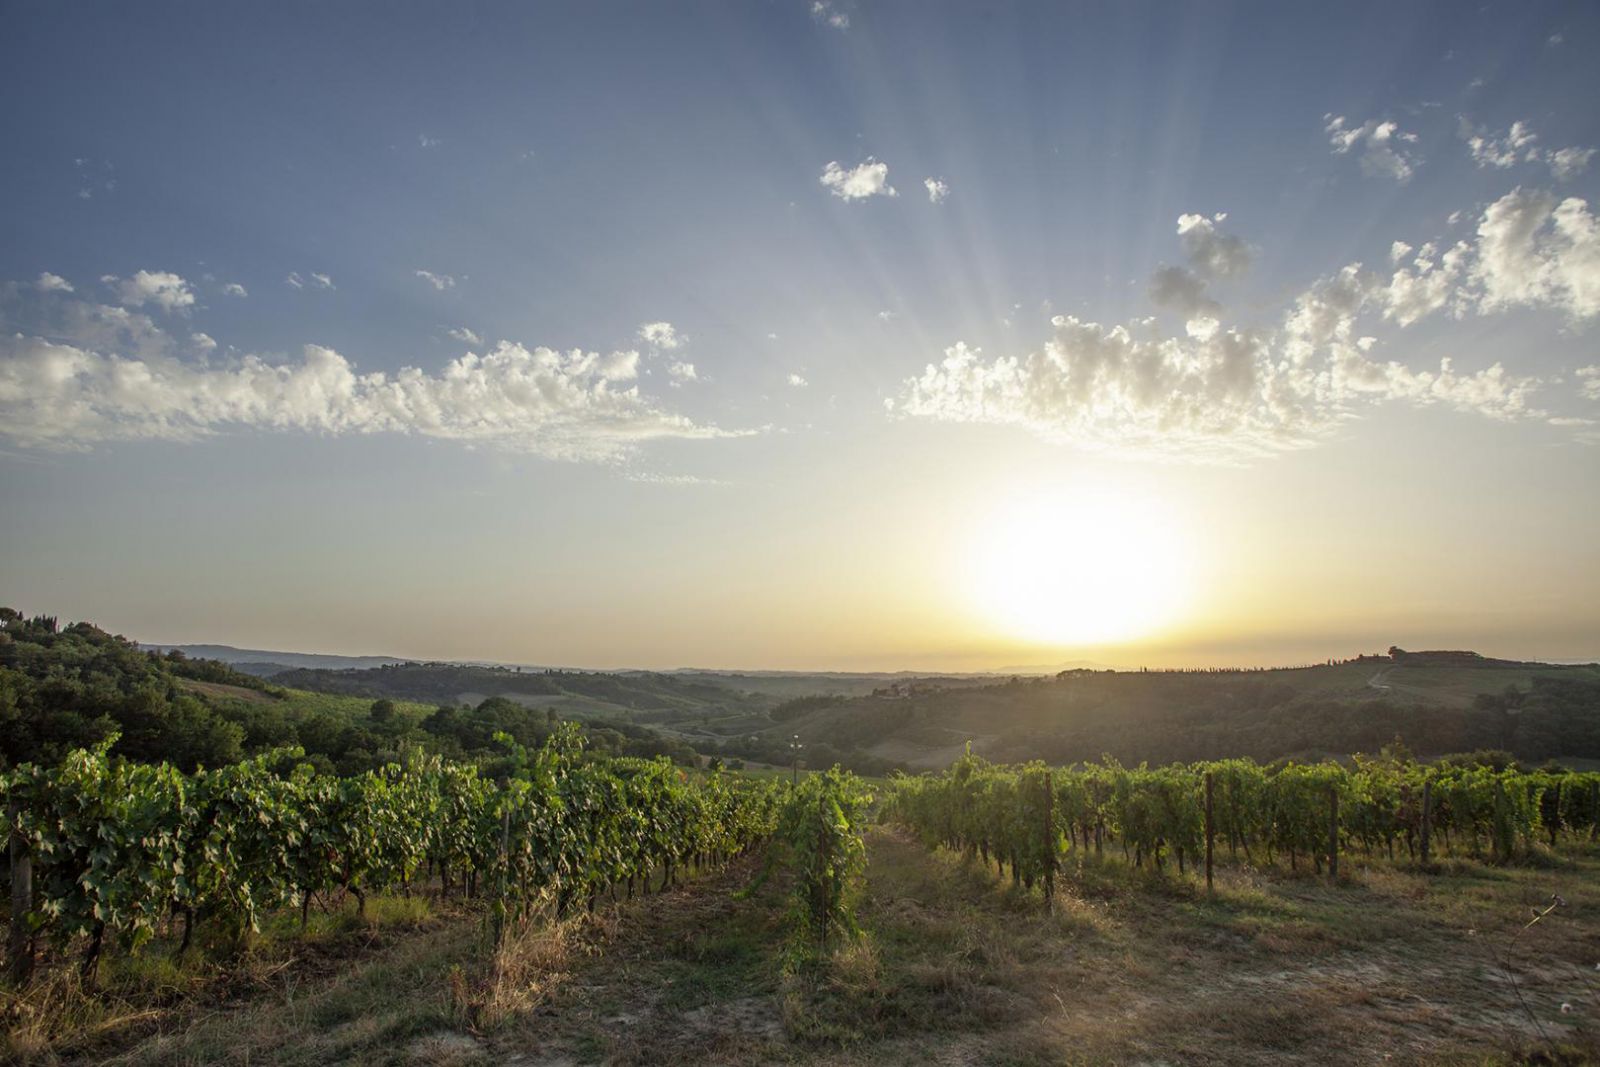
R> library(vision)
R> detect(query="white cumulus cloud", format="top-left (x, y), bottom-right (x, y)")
top-left (820, 158), bottom-right (896, 201)
top-left (222, 282), bottom-right (248, 298)
top-left (924, 178), bottom-right (950, 203)
top-left (36, 273), bottom-right (73, 293)
top-left (101, 270), bottom-right (195, 312)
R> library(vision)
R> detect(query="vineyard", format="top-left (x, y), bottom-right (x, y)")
top-left (887, 749), bottom-right (1600, 897)
top-left (7, 737), bottom-right (1600, 1064)
top-left (0, 728), bottom-right (880, 994)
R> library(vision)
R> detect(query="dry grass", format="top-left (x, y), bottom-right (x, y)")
top-left (25, 833), bottom-right (1600, 1066)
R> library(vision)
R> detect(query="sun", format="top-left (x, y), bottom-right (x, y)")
top-left (966, 490), bottom-right (1193, 647)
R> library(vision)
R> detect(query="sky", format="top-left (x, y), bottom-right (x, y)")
top-left (1, 0), bottom-right (1598, 671)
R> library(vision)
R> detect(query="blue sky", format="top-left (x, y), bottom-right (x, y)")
top-left (2, 1), bottom-right (1597, 668)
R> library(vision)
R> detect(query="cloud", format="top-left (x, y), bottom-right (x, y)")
top-left (810, 1), bottom-right (848, 29)
top-left (447, 326), bottom-right (482, 345)
top-left (1471, 187), bottom-right (1600, 318)
top-left (418, 134), bottom-right (442, 149)
top-left (101, 270), bottom-right (196, 312)
top-left (1325, 115), bottom-right (1422, 182)
top-left (924, 178), bottom-right (950, 204)
top-left (1147, 212), bottom-right (1251, 328)
top-left (1148, 266), bottom-right (1217, 317)
top-left (222, 282), bottom-right (248, 298)
top-left (415, 269), bottom-right (456, 291)
top-left (1461, 118), bottom-right (1595, 181)
top-left (0, 301), bottom-right (736, 461)
top-left (894, 189), bottom-right (1593, 462)
top-left (1176, 213), bottom-right (1251, 277)
top-left (896, 317), bottom-right (1537, 463)
top-left (637, 321), bottom-right (684, 349)
top-left (287, 271), bottom-right (335, 291)
top-left (667, 361), bottom-right (698, 384)
top-left (820, 158), bottom-right (896, 201)
top-left (1578, 366), bottom-right (1600, 401)
top-left (876, 310), bottom-right (897, 322)
top-left (36, 273), bottom-right (73, 293)
top-left (787, 373), bottom-right (808, 387)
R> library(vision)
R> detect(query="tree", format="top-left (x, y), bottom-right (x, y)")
top-left (370, 699), bottom-right (397, 724)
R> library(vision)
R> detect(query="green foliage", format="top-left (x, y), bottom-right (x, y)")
top-left (768, 767), bottom-right (872, 957)
top-left (1, 732), bottom-right (782, 982)
top-left (0, 606), bottom-right (715, 775)
top-left (887, 751), bottom-right (1600, 889)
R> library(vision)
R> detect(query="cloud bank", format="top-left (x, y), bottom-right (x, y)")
top-left (896, 188), bottom-right (1598, 461)
top-left (0, 289), bottom-right (736, 461)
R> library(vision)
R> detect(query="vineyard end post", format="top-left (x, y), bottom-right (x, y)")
top-left (1327, 784), bottom-right (1339, 883)
top-left (1419, 778), bottom-right (1432, 867)
top-left (1204, 771), bottom-right (1214, 895)
top-left (8, 799), bottom-right (32, 988)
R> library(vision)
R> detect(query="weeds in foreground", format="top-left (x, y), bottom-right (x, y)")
top-left (448, 902), bottom-right (609, 1032)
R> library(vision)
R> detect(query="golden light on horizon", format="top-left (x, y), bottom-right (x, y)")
top-left (965, 490), bottom-right (1194, 648)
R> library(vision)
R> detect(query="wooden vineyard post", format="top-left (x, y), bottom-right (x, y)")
top-left (1419, 778), bottom-right (1432, 867)
top-left (817, 789), bottom-right (829, 953)
top-left (9, 799), bottom-right (33, 988)
top-left (494, 805), bottom-right (511, 944)
top-left (1591, 780), bottom-right (1599, 842)
top-left (1204, 771), bottom-right (1215, 894)
top-left (1043, 772), bottom-right (1055, 914)
top-left (1327, 784), bottom-right (1339, 882)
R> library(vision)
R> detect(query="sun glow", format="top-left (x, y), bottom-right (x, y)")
top-left (967, 490), bottom-right (1193, 647)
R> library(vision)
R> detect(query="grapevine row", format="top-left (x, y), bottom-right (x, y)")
top-left (887, 750), bottom-right (1600, 892)
top-left (2, 726), bottom-right (780, 985)
top-left (767, 768), bottom-right (873, 957)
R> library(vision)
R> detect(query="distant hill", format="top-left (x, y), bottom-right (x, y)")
top-left (149, 644), bottom-right (407, 672)
top-left (749, 655), bottom-right (1600, 772)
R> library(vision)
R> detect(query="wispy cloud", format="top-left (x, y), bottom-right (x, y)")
top-left (1460, 118), bottom-right (1595, 181)
top-left (447, 326), bottom-right (482, 345)
top-left (1325, 115), bottom-right (1422, 182)
top-left (415, 269), bottom-right (456, 291)
top-left (810, 1), bottom-right (848, 30)
top-left (924, 177), bottom-right (950, 203)
top-left (637, 321), bottom-right (685, 349)
top-left (286, 271), bottom-right (335, 291)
